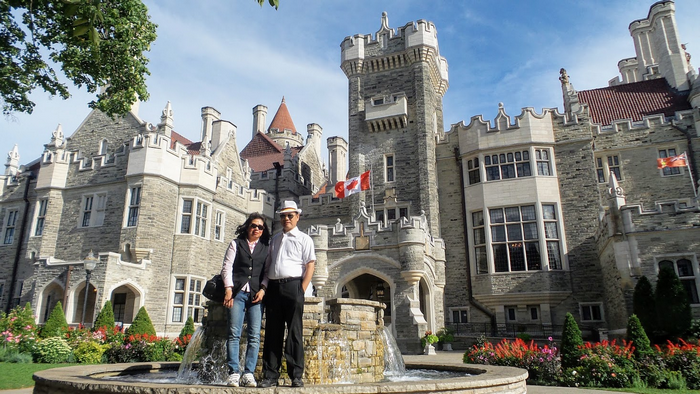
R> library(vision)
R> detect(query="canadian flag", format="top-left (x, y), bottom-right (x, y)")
top-left (335, 171), bottom-right (370, 198)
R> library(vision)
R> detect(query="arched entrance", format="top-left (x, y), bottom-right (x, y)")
top-left (419, 278), bottom-right (433, 332)
top-left (109, 284), bottom-right (140, 325)
top-left (73, 282), bottom-right (97, 325)
top-left (339, 273), bottom-right (392, 326)
top-left (40, 282), bottom-right (64, 323)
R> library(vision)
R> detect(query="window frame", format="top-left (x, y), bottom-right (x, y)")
top-left (596, 154), bottom-right (622, 183)
top-left (170, 275), bottom-right (205, 323)
top-left (214, 210), bottom-right (225, 241)
top-left (2, 207), bottom-right (20, 245)
top-left (80, 193), bottom-right (107, 228)
top-left (656, 255), bottom-right (699, 305)
top-left (579, 303), bottom-right (604, 322)
top-left (449, 307), bottom-right (470, 324)
top-left (178, 197), bottom-right (211, 238)
top-left (33, 199), bottom-right (48, 236)
top-left (125, 186), bottom-right (141, 228)
top-left (384, 154), bottom-right (395, 183)
top-left (658, 148), bottom-right (682, 177)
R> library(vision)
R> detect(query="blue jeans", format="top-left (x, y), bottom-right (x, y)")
top-left (226, 290), bottom-right (262, 375)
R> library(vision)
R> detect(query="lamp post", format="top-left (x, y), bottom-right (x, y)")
top-left (81, 250), bottom-right (98, 326)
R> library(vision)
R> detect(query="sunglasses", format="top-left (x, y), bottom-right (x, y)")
top-left (249, 224), bottom-right (264, 230)
top-left (279, 213), bottom-right (296, 219)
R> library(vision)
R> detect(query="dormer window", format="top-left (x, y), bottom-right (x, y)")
top-left (373, 98), bottom-right (384, 106)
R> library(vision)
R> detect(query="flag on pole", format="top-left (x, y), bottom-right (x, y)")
top-left (335, 170), bottom-right (370, 198)
top-left (657, 152), bottom-right (688, 169)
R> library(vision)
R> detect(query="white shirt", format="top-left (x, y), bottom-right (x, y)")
top-left (263, 226), bottom-right (316, 282)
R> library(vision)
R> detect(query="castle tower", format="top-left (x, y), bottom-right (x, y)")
top-left (266, 97), bottom-right (303, 148)
top-left (306, 123), bottom-right (323, 161)
top-left (200, 106), bottom-right (221, 156)
top-left (327, 136), bottom-right (348, 186)
top-left (157, 101), bottom-right (174, 138)
top-left (340, 12), bottom-right (448, 235)
top-left (252, 104), bottom-right (268, 139)
top-left (627, 1), bottom-right (693, 90)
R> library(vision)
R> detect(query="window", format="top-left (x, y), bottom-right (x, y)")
top-left (214, 211), bottom-right (224, 241)
top-left (34, 199), bottom-right (48, 236)
top-left (658, 258), bottom-right (699, 304)
top-left (113, 293), bottom-right (126, 323)
top-left (180, 198), bottom-right (210, 238)
top-left (529, 306), bottom-right (540, 321)
top-left (387, 208), bottom-right (396, 221)
top-left (385, 154), bottom-right (395, 182)
top-left (490, 205), bottom-right (541, 272)
top-left (659, 149), bottom-right (681, 176)
top-left (99, 139), bottom-right (108, 155)
top-left (3, 209), bottom-right (19, 244)
top-left (10, 280), bottom-right (23, 309)
top-left (472, 211), bottom-right (488, 274)
top-left (505, 306), bottom-right (517, 322)
top-left (126, 187), bottom-right (141, 227)
top-left (375, 210), bottom-right (384, 224)
top-left (226, 168), bottom-right (233, 189)
top-left (399, 207), bottom-right (408, 219)
top-left (596, 155), bottom-right (621, 183)
top-left (0, 281), bottom-right (4, 304)
top-left (580, 303), bottom-right (603, 321)
top-left (180, 199), bottom-right (193, 233)
top-left (535, 149), bottom-right (551, 176)
top-left (172, 276), bottom-right (204, 323)
top-left (451, 308), bottom-right (469, 323)
top-left (81, 193), bottom-right (106, 228)
top-left (467, 157), bottom-right (481, 185)
top-left (543, 204), bottom-right (562, 270)
top-left (484, 150), bottom-right (532, 181)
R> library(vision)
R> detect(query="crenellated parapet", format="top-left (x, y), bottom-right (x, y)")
top-left (340, 13), bottom-right (448, 95)
top-left (447, 104), bottom-right (572, 154)
top-left (591, 109), bottom-right (695, 135)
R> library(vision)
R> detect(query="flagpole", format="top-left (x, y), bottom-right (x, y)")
top-left (369, 160), bottom-right (375, 217)
top-left (684, 152), bottom-right (698, 198)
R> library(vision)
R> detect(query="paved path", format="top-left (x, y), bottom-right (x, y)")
top-left (3, 352), bottom-right (630, 393)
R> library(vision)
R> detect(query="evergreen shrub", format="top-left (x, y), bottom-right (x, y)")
top-left (655, 267), bottom-right (692, 340)
top-left (40, 302), bottom-right (68, 338)
top-left (633, 276), bottom-right (657, 340)
top-left (560, 312), bottom-right (583, 370)
top-left (93, 300), bottom-right (115, 330)
top-left (125, 307), bottom-right (156, 337)
top-left (626, 314), bottom-right (652, 358)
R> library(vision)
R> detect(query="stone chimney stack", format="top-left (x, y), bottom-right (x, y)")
top-left (252, 105), bottom-right (268, 140)
top-left (327, 136), bottom-right (348, 186)
top-left (201, 106), bottom-right (221, 156)
top-left (306, 123), bottom-right (323, 161)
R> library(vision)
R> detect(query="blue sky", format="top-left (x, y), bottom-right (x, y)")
top-left (3, 0), bottom-right (700, 167)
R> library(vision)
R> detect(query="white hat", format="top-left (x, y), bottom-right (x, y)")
top-left (276, 200), bottom-right (302, 214)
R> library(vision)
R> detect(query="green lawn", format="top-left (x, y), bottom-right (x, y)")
top-left (0, 362), bottom-right (79, 390)
top-left (597, 388), bottom-right (698, 394)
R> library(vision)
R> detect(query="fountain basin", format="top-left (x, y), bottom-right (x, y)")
top-left (33, 360), bottom-right (527, 393)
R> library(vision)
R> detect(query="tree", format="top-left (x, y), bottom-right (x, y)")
top-left (2, 0), bottom-right (280, 117)
top-left (1, 0), bottom-right (157, 116)
top-left (633, 276), bottom-right (657, 340)
top-left (93, 300), bottom-right (115, 330)
top-left (40, 301), bottom-right (68, 338)
top-left (626, 314), bottom-right (652, 359)
top-left (655, 266), bottom-right (692, 340)
top-left (560, 312), bottom-right (583, 370)
top-left (179, 316), bottom-right (195, 340)
top-left (125, 306), bottom-right (156, 337)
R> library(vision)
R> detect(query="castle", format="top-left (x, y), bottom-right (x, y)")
top-left (1, 1), bottom-right (698, 353)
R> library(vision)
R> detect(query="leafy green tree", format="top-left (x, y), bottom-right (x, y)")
top-left (125, 306), bottom-right (156, 336)
top-left (179, 316), bottom-right (195, 339)
top-left (1, 0), bottom-right (157, 116)
top-left (40, 301), bottom-right (68, 338)
top-left (633, 276), bottom-right (657, 340)
top-left (93, 300), bottom-right (115, 330)
top-left (256, 0), bottom-right (280, 8)
top-left (626, 314), bottom-right (652, 359)
top-left (560, 312), bottom-right (583, 370)
top-left (655, 266), bottom-right (692, 340)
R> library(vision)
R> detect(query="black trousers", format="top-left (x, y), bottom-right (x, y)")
top-left (262, 278), bottom-right (305, 380)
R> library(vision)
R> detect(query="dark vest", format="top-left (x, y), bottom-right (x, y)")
top-left (232, 238), bottom-right (268, 295)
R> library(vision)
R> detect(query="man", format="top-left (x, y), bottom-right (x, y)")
top-left (259, 200), bottom-right (316, 388)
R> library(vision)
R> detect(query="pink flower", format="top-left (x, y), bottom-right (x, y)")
top-left (548, 336), bottom-right (553, 341)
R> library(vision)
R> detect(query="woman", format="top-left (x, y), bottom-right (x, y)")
top-left (220, 212), bottom-right (270, 387)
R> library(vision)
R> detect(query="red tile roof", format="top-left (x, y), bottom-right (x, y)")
top-left (241, 132), bottom-right (300, 172)
top-left (268, 97), bottom-right (297, 134)
top-left (577, 79), bottom-right (690, 126)
top-left (170, 131), bottom-right (200, 155)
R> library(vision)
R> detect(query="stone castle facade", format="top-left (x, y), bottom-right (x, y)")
top-left (1, 1), bottom-right (699, 353)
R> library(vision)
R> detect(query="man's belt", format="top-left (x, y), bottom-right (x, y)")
top-left (269, 277), bottom-right (302, 284)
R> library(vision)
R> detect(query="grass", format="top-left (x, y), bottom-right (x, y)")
top-left (0, 362), bottom-right (79, 390)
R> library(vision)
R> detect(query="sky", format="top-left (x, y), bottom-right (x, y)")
top-left (3, 0), bottom-right (700, 168)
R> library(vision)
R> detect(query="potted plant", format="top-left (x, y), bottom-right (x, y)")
top-left (421, 331), bottom-right (439, 355)
top-left (437, 327), bottom-right (455, 351)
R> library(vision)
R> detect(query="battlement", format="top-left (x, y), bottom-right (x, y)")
top-left (592, 108), bottom-right (695, 135)
top-left (447, 104), bottom-right (572, 153)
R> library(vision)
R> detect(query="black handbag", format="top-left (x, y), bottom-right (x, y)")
top-left (203, 274), bottom-right (225, 302)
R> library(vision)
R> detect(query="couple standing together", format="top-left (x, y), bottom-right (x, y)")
top-left (220, 200), bottom-right (315, 388)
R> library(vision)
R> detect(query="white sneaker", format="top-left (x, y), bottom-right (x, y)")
top-left (240, 373), bottom-right (257, 387)
top-left (227, 373), bottom-right (240, 387)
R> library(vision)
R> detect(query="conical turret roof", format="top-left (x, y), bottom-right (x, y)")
top-left (267, 97), bottom-right (297, 134)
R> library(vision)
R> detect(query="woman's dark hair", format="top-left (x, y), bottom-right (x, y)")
top-left (236, 212), bottom-right (271, 245)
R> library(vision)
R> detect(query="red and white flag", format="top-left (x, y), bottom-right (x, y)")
top-left (335, 170), bottom-right (370, 198)
top-left (657, 152), bottom-right (687, 169)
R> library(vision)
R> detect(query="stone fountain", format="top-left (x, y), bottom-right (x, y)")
top-left (32, 297), bottom-right (528, 393)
